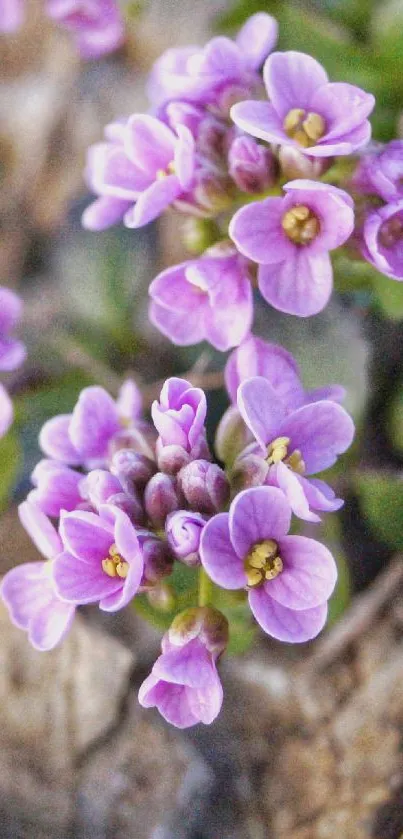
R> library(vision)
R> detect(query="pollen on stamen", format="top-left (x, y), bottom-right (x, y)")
top-left (283, 108), bottom-right (326, 148)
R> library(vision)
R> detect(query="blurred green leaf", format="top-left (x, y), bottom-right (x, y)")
top-left (0, 431), bottom-right (22, 511)
top-left (387, 387), bottom-right (403, 454)
top-left (133, 563), bottom-right (199, 631)
top-left (371, 271), bottom-right (403, 321)
top-left (355, 470), bottom-right (403, 550)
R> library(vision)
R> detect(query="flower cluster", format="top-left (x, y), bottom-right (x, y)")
top-left (352, 141), bottom-right (403, 280)
top-left (79, 12), bottom-right (400, 346)
top-left (0, 0), bottom-right (125, 58)
top-left (1, 336), bottom-right (354, 727)
top-left (0, 287), bottom-right (25, 438)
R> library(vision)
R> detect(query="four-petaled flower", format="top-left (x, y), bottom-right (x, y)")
top-left (53, 505), bottom-right (144, 611)
top-left (231, 51), bottom-right (374, 157)
top-left (149, 249), bottom-right (253, 351)
top-left (236, 376), bottom-right (354, 522)
top-left (200, 486), bottom-right (337, 642)
top-left (229, 180), bottom-right (355, 316)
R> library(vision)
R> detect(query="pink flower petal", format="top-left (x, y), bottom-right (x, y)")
top-left (200, 512), bottom-right (246, 590)
top-left (249, 588), bottom-right (328, 642)
top-left (229, 486), bottom-right (291, 557)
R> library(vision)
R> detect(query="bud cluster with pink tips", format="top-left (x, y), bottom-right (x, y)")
top-left (1, 336), bottom-right (354, 728)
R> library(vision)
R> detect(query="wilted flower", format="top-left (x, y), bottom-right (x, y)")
top-left (149, 248), bottom-right (253, 351)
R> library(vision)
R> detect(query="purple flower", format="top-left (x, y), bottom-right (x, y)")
top-left (231, 51), bottom-right (374, 157)
top-left (39, 381), bottom-right (147, 468)
top-left (54, 505), bottom-right (144, 611)
top-left (83, 115), bottom-right (195, 231)
top-left (1, 502), bottom-right (75, 650)
top-left (152, 377), bottom-right (208, 461)
top-left (0, 0), bottom-right (24, 33)
top-left (0, 287), bottom-right (25, 438)
top-left (139, 606), bottom-right (227, 728)
top-left (352, 141), bottom-right (403, 202)
top-left (228, 135), bottom-right (276, 194)
top-left (46, 0), bottom-right (125, 59)
top-left (237, 376), bottom-right (354, 522)
top-left (229, 180), bottom-right (354, 316)
top-left (225, 335), bottom-right (345, 409)
top-left (362, 201), bottom-right (403, 280)
top-left (28, 459), bottom-right (82, 517)
top-left (148, 13), bottom-right (278, 110)
top-left (0, 287), bottom-right (25, 372)
top-left (80, 468), bottom-right (144, 522)
top-left (165, 510), bottom-right (206, 566)
top-left (200, 486), bottom-right (337, 643)
top-left (149, 248), bottom-right (253, 351)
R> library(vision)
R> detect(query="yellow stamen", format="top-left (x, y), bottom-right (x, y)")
top-left (156, 161), bottom-right (175, 181)
top-left (267, 436), bottom-right (291, 466)
top-left (266, 437), bottom-right (306, 475)
top-left (281, 205), bottom-right (320, 245)
top-left (102, 543), bottom-right (129, 579)
top-left (244, 540), bottom-right (283, 588)
top-left (283, 108), bottom-right (326, 148)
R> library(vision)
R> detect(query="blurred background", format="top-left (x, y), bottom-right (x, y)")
top-left (1, 0), bottom-right (403, 836)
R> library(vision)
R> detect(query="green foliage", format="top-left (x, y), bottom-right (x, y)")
top-left (355, 471), bottom-right (403, 550)
top-left (0, 431), bottom-right (22, 511)
top-left (387, 387), bottom-right (403, 454)
top-left (371, 272), bottom-right (403, 321)
top-left (134, 563), bottom-right (256, 654)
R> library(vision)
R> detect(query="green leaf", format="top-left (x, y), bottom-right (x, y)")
top-left (355, 471), bottom-right (403, 550)
top-left (133, 563), bottom-right (199, 631)
top-left (371, 271), bottom-right (403, 321)
top-left (0, 431), bottom-right (22, 511)
top-left (387, 387), bottom-right (403, 454)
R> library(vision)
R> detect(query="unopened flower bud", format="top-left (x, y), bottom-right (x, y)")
top-left (111, 449), bottom-right (156, 492)
top-left (230, 452), bottom-right (269, 492)
top-left (215, 405), bottom-right (253, 467)
top-left (144, 472), bottom-right (180, 527)
top-left (178, 460), bottom-right (230, 514)
top-left (138, 530), bottom-right (174, 588)
top-left (169, 606), bottom-right (228, 656)
top-left (108, 424), bottom-right (157, 461)
top-left (82, 469), bottom-right (145, 523)
top-left (278, 146), bottom-right (331, 181)
top-left (182, 217), bottom-right (221, 255)
top-left (108, 491), bottom-right (145, 524)
top-left (165, 510), bottom-right (206, 566)
top-left (228, 135), bottom-right (276, 194)
top-left (147, 582), bottom-right (176, 613)
top-left (157, 444), bottom-right (191, 475)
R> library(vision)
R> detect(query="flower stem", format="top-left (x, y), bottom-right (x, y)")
top-left (198, 567), bottom-right (213, 607)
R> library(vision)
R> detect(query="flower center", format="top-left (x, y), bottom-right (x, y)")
top-left (266, 436), bottom-right (306, 475)
top-left (156, 160), bottom-right (176, 180)
top-left (378, 215), bottom-right (403, 249)
top-left (102, 543), bottom-right (129, 578)
top-left (283, 108), bottom-right (326, 148)
top-left (281, 205), bottom-right (320, 245)
top-left (244, 540), bottom-right (283, 587)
